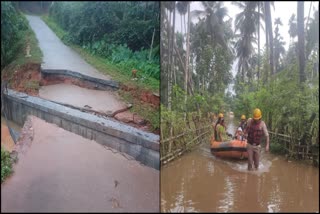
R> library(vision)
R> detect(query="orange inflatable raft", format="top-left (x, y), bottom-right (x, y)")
top-left (211, 138), bottom-right (248, 159)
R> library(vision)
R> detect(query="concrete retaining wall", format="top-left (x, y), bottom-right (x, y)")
top-left (41, 69), bottom-right (119, 91)
top-left (3, 89), bottom-right (159, 170)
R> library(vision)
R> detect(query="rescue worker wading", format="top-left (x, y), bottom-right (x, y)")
top-left (244, 108), bottom-right (270, 171)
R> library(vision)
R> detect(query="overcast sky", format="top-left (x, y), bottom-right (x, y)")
top-left (172, 1), bottom-right (318, 93)
top-left (175, 1), bottom-right (319, 52)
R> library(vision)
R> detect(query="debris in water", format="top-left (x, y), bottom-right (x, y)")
top-left (114, 180), bottom-right (119, 188)
top-left (84, 105), bottom-right (92, 109)
top-left (109, 197), bottom-right (121, 208)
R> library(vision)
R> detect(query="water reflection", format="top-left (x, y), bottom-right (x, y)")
top-left (161, 119), bottom-right (319, 212)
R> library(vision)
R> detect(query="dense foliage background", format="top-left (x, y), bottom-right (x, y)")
top-left (1, 2), bottom-right (28, 69)
top-left (48, 1), bottom-right (160, 81)
top-left (161, 2), bottom-right (319, 158)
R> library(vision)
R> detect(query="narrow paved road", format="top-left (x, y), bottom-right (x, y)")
top-left (26, 15), bottom-right (110, 80)
top-left (1, 116), bottom-right (159, 212)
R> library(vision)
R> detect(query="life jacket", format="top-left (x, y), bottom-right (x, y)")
top-left (247, 120), bottom-right (263, 145)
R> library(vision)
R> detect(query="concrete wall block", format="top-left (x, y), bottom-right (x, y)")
top-left (78, 125), bottom-right (87, 138)
top-left (145, 150), bottom-right (160, 170)
top-left (61, 119), bottom-right (71, 132)
top-left (86, 128), bottom-right (93, 140)
top-left (95, 132), bottom-right (121, 151)
top-left (127, 144), bottom-right (141, 159)
top-left (51, 116), bottom-right (62, 128)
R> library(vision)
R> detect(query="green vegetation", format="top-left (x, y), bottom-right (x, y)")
top-left (1, 1), bottom-right (42, 80)
top-left (119, 90), bottom-right (160, 132)
top-left (42, 2), bottom-right (160, 93)
top-left (42, 12), bottom-right (159, 131)
top-left (25, 80), bottom-right (40, 90)
top-left (161, 2), bottom-right (319, 161)
top-left (1, 1), bottom-right (28, 69)
top-left (1, 146), bottom-right (13, 183)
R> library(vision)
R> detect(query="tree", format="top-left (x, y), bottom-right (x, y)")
top-left (264, 1), bottom-right (275, 75)
top-left (274, 18), bottom-right (286, 73)
top-left (233, 1), bottom-right (262, 83)
top-left (191, 2), bottom-right (230, 52)
top-left (297, 1), bottom-right (306, 84)
top-left (288, 14), bottom-right (297, 43)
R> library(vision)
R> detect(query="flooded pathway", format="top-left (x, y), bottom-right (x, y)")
top-left (25, 15), bottom-right (110, 80)
top-left (1, 116), bottom-right (159, 212)
top-left (39, 83), bottom-right (127, 114)
top-left (161, 117), bottom-right (319, 212)
top-left (1, 116), bottom-right (21, 152)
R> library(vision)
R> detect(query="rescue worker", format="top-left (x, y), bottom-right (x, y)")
top-left (234, 114), bottom-right (247, 140)
top-left (239, 115), bottom-right (247, 131)
top-left (244, 108), bottom-right (270, 171)
top-left (214, 113), bottom-right (232, 142)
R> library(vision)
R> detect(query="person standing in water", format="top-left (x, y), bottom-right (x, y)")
top-left (244, 108), bottom-right (270, 170)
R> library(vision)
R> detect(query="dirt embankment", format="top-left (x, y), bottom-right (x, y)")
top-left (2, 63), bottom-right (159, 134)
top-left (120, 84), bottom-right (160, 108)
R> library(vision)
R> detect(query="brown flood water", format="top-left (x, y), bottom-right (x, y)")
top-left (39, 83), bottom-right (127, 114)
top-left (1, 116), bottom-right (159, 212)
top-left (1, 116), bottom-right (21, 152)
top-left (161, 118), bottom-right (319, 212)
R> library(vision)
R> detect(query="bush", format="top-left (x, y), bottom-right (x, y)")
top-left (1, 1), bottom-right (28, 69)
top-left (270, 142), bottom-right (287, 155)
top-left (1, 147), bottom-right (13, 183)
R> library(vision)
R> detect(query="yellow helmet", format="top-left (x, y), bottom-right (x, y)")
top-left (241, 115), bottom-right (246, 120)
top-left (253, 108), bottom-right (262, 120)
top-left (218, 113), bottom-right (224, 118)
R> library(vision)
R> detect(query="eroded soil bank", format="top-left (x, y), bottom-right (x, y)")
top-left (2, 63), bottom-right (158, 133)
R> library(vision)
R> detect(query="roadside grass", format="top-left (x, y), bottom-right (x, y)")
top-left (41, 15), bottom-right (159, 93)
top-left (119, 90), bottom-right (160, 132)
top-left (2, 13), bottom-right (42, 85)
top-left (1, 146), bottom-right (13, 183)
top-left (42, 15), bottom-right (160, 132)
top-left (25, 80), bottom-right (40, 90)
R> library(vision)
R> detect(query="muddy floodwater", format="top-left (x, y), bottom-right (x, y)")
top-left (161, 118), bottom-right (319, 212)
top-left (1, 116), bottom-right (159, 212)
top-left (39, 83), bottom-right (127, 114)
top-left (1, 116), bottom-right (21, 152)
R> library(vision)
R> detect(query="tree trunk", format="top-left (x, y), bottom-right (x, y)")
top-left (297, 1), bottom-right (306, 84)
top-left (171, 3), bottom-right (176, 89)
top-left (265, 2), bottom-right (275, 75)
top-left (184, 3), bottom-right (190, 119)
top-left (149, 28), bottom-right (155, 61)
top-left (168, 9), bottom-right (172, 110)
top-left (264, 3), bottom-right (269, 83)
top-left (258, 2), bottom-right (260, 81)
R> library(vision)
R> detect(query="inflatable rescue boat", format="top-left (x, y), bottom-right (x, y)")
top-left (211, 138), bottom-right (248, 159)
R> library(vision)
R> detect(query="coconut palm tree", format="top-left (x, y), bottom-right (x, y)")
top-left (288, 14), bottom-right (298, 44)
top-left (264, 1), bottom-right (275, 75)
top-left (191, 2), bottom-right (230, 52)
top-left (274, 18), bottom-right (286, 73)
top-left (233, 1), bottom-right (261, 82)
top-left (297, 1), bottom-right (305, 84)
top-left (176, 1), bottom-right (188, 36)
